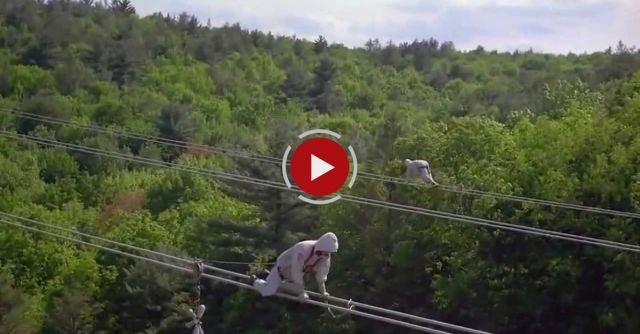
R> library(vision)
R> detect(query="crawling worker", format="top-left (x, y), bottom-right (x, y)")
top-left (404, 158), bottom-right (439, 186)
top-left (250, 232), bottom-right (338, 300)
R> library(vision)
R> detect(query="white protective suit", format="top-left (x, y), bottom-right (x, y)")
top-left (404, 159), bottom-right (439, 186)
top-left (253, 232), bottom-right (338, 299)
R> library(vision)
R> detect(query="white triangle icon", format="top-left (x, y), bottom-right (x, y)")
top-left (311, 154), bottom-right (334, 181)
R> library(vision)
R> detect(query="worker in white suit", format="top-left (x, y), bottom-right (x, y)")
top-left (404, 159), bottom-right (439, 186)
top-left (251, 232), bottom-right (338, 300)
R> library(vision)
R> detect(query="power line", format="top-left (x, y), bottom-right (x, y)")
top-left (0, 210), bottom-right (490, 334)
top-left (4, 108), bottom-right (639, 220)
top-left (340, 195), bottom-right (640, 252)
top-left (1, 108), bottom-right (280, 164)
top-left (438, 185), bottom-right (640, 220)
top-left (204, 259), bottom-right (275, 266)
top-left (0, 214), bottom-right (486, 334)
top-left (3, 130), bottom-right (640, 254)
top-left (198, 257), bottom-right (490, 334)
top-left (0, 210), bottom-right (272, 276)
top-left (0, 210), bottom-right (197, 265)
top-left (0, 130), bottom-right (286, 187)
top-left (0, 218), bottom-right (212, 334)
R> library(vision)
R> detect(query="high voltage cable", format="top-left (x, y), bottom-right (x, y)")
top-left (2, 130), bottom-right (640, 253)
top-left (204, 259), bottom-right (275, 265)
top-left (1, 109), bottom-right (279, 164)
top-left (194, 258), bottom-right (488, 333)
top-left (339, 195), bottom-right (640, 252)
top-left (0, 211), bottom-right (491, 334)
top-left (3, 108), bottom-right (639, 220)
top-left (0, 214), bottom-right (490, 334)
top-left (437, 185), bottom-right (640, 219)
top-left (0, 218), bottom-right (449, 333)
top-left (3, 130), bottom-right (640, 252)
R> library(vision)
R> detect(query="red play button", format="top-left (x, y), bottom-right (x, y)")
top-left (290, 137), bottom-right (350, 197)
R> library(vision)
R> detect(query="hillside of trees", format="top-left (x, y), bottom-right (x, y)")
top-left (2, 0), bottom-right (640, 333)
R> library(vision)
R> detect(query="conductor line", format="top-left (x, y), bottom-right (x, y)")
top-left (3, 108), bottom-right (639, 220)
top-left (2, 130), bottom-right (640, 254)
top-left (0, 213), bottom-right (489, 334)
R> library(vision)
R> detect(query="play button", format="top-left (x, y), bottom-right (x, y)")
top-left (290, 137), bottom-right (350, 197)
top-left (311, 154), bottom-right (334, 181)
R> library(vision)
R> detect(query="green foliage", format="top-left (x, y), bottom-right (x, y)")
top-left (102, 261), bottom-right (190, 333)
top-left (37, 148), bottom-right (80, 183)
top-left (43, 287), bottom-right (101, 334)
top-left (0, 269), bottom-right (36, 334)
top-left (7, 64), bottom-right (56, 99)
top-left (157, 102), bottom-right (195, 160)
top-left (18, 90), bottom-right (73, 133)
top-left (1, 1), bottom-right (640, 333)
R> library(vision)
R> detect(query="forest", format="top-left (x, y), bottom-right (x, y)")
top-left (2, 0), bottom-right (640, 333)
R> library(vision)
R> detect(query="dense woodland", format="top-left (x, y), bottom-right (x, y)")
top-left (2, 0), bottom-right (640, 333)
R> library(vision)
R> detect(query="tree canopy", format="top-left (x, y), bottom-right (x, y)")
top-left (1, 1), bottom-right (640, 333)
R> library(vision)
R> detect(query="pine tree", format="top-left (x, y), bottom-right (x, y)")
top-left (110, 0), bottom-right (135, 15)
top-left (313, 35), bottom-right (328, 54)
top-left (309, 56), bottom-right (339, 112)
top-left (157, 103), bottom-right (195, 160)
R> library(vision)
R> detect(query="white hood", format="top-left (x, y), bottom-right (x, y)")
top-left (315, 232), bottom-right (338, 253)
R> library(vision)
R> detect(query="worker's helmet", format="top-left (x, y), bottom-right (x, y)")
top-left (315, 232), bottom-right (339, 253)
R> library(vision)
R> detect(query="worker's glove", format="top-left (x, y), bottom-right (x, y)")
top-left (322, 291), bottom-right (330, 298)
top-left (299, 292), bottom-right (309, 301)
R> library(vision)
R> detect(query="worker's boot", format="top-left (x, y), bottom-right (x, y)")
top-left (255, 269), bottom-right (270, 280)
top-left (248, 269), bottom-right (270, 284)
